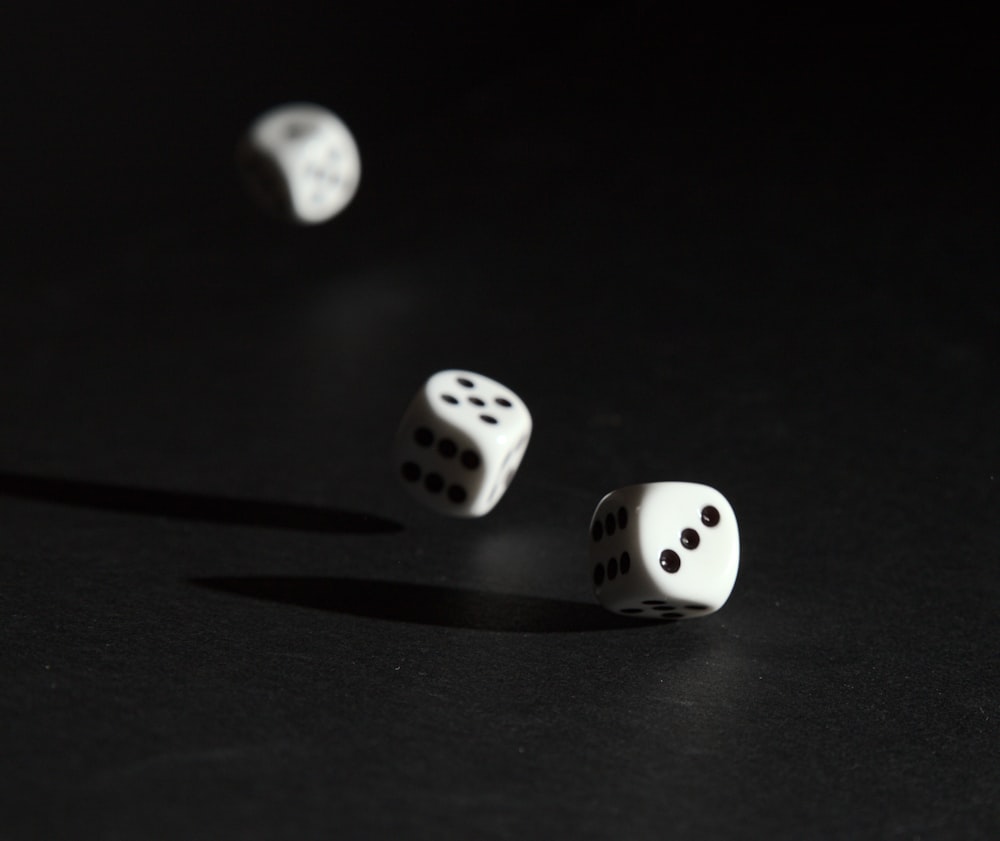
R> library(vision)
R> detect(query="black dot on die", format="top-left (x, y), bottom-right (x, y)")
top-left (621, 608), bottom-right (643, 615)
top-left (661, 611), bottom-right (684, 619)
top-left (684, 604), bottom-right (709, 611)
top-left (620, 551), bottom-right (631, 574)
top-left (605, 513), bottom-right (616, 536)
top-left (438, 438), bottom-right (457, 458)
top-left (495, 397), bottom-right (513, 408)
top-left (617, 507), bottom-right (628, 530)
top-left (457, 377), bottom-right (475, 388)
top-left (593, 564), bottom-right (605, 587)
top-left (424, 473), bottom-right (444, 493)
top-left (701, 506), bottom-right (721, 527)
top-left (414, 427), bottom-right (434, 447)
top-left (680, 528), bottom-right (700, 550)
top-left (441, 394), bottom-right (459, 405)
top-left (460, 450), bottom-right (481, 470)
top-left (479, 415), bottom-right (498, 425)
top-left (469, 396), bottom-right (485, 406)
top-left (401, 462), bottom-right (421, 482)
top-left (447, 485), bottom-right (467, 503)
top-left (592, 520), bottom-right (603, 542)
top-left (607, 557), bottom-right (618, 580)
top-left (660, 549), bottom-right (681, 573)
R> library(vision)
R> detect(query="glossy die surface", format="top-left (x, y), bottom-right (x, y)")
top-left (589, 482), bottom-right (739, 620)
top-left (237, 102), bottom-right (360, 224)
top-left (395, 370), bottom-right (532, 517)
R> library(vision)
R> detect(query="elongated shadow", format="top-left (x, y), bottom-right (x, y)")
top-left (191, 576), bottom-right (665, 632)
top-left (0, 471), bottom-right (401, 534)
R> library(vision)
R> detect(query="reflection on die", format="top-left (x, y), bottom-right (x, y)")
top-left (395, 370), bottom-right (532, 517)
top-left (237, 102), bottom-right (360, 224)
top-left (589, 482), bottom-right (740, 620)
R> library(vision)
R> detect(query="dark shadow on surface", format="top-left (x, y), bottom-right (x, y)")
top-left (191, 577), bottom-right (665, 633)
top-left (0, 472), bottom-right (402, 534)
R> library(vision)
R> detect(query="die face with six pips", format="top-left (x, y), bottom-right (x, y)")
top-left (589, 482), bottom-right (740, 620)
top-left (395, 370), bottom-right (532, 517)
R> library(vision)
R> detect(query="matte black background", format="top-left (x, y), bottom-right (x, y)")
top-left (1, 5), bottom-right (998, 839)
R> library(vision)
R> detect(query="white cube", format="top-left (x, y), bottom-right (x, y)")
top-left (395, 370), bottom-right (532, 517)
top-left (589, 482), bottom-right (740, 619)
top-left (237, 102), bottom-right (360, 224)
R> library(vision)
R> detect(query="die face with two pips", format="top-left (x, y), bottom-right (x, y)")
top-left (590, 482), bottom-right (739, 620)
top-left (395, 370), bottom-right (532, 517)
top-left (237, 102), bottom-right (360, 224)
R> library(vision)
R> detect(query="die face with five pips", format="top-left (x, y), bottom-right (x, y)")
top-left (589, 482), bottom-right (740, 620)
top-left (395, 370), bottom-right (532, 517)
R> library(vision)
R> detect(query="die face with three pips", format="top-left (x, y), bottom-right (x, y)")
top-left (395, 370), bottom-right (532, 517)
top-left (590, 482), bottom-right (740, 620)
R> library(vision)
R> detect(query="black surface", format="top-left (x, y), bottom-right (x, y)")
top-left (2, 7), bottom-right (998, 839)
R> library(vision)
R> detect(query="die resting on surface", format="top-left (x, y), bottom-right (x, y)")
top-left (590, 482), bottom-right (739, 620)
top-left (395, 370), bottom-right (532, 517)
top-left (237, 102), bottom-right (360, 224)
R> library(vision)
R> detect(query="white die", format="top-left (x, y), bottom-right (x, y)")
top-left (395, 370), bottom-right (532, 517)
top-left (237, 103), bottom-right (360, 224)
top-left (589, 482), bottom-right (739, 620)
